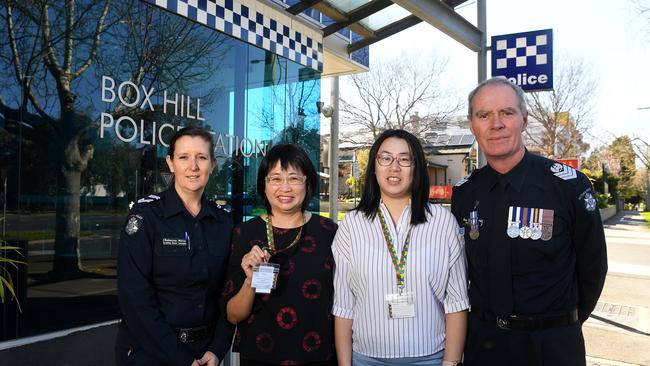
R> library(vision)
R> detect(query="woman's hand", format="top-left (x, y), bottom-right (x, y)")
top-left (240, 245), bottom-right (270, 284)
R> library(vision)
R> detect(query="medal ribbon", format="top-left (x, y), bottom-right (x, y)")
top-left (377, 209), bottom-right (413, 289)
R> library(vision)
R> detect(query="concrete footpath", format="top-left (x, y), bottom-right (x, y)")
top-left (585, 211), bottom-right (650, 366)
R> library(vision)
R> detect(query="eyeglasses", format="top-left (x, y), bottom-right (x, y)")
top-left (265, 175), bottom-right (307, 186)
top-left (376, 153), bottom-right (414, 167)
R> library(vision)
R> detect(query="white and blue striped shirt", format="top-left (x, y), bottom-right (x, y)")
top-left (332, 202), bottom-right (469, 358)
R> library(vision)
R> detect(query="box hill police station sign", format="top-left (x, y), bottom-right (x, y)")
top-left (491, 29), bottom-right (553, 92)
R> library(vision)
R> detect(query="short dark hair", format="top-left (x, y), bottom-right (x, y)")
top-left (257, 144), bottom-right (318, 215)
top-left (167, 126), bottom-right (215, 160)
top-left (356, 129), bottom-right (430, 225)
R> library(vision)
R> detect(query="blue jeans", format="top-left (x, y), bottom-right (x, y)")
top-left (352, 350), bottom-right (444, 366)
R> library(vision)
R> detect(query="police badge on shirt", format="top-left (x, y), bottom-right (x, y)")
top-left (125, 214), bottom-right (143, 235)
top-left (578, 188), bottom-right (598, 212)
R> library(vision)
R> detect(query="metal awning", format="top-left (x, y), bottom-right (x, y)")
top-left (283, 0), bottom-right (482, 54)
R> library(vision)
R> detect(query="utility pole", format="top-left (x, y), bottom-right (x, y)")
top-left (632, 138), bottom-right (650, 211)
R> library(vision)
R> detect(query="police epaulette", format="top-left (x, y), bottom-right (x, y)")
top-left (137, 194), bottom-right (161, 204)
top-left (549, 162), bottom-right (577, 181)
top-left (454, 171), bottom-right (475, 187)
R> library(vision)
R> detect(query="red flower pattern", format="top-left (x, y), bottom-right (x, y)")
top-left (302, 331), bottom-right (322, 352)
top-left (300, 235), bottom-right (316, 253)
top-left (301, 279), bottom-right (322, 300)
top-left (255, 333), bottom-right (274, 353)
top-left (276, 306), bottom-right (298, 330)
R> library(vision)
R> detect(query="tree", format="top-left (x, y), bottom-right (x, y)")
top-left (340, 54), bottom-right (461, 141)
top-left (610, 136), bottom-right (639, 201)
top-left (0, 0), bottom-right (227, 275)
top-left (632, 138), bottom-right (650, 209)
top-left (525, 57), bottom-right (596, 158)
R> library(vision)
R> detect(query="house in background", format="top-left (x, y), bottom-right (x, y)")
top-left (424, 133), bottom-right (477, 200)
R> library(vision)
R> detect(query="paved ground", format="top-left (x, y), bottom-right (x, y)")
top-left (584, 211), bottom-right (650, 366)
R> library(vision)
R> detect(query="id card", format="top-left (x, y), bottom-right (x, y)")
top-left (251, 263), bottom-right (280, 294)
top-left (385, 292), bottom-right (416, 319)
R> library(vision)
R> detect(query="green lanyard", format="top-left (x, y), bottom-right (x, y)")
top-left (263, 214), bottom-right (303, 257)
top-left (377, 209), bottom-right (413, 290)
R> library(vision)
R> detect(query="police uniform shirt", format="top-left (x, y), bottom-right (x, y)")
top-left (451, 151), bottom-right (607, 321)
top-left (117, 188), bottom-right (234, 365)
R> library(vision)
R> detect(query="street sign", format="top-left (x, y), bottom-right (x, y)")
top-left (491, 29), bottom-right (553, 92)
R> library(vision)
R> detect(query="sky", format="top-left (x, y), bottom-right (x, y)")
top-left (331, 0), bottom-right (650, 151)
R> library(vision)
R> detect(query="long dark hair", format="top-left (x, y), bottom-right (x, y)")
top-left (356, 129), bottom-right (430, 225)
top-left (257, 144), bottom-right (318, 215)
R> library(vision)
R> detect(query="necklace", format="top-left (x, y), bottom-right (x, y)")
top-left (263, 213), bottom-right (306, 256)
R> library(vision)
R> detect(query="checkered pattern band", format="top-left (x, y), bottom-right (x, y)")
top-left (494, 33), bottom-right (548, 70)
top-left (145, 0), bottom-right (324, 72)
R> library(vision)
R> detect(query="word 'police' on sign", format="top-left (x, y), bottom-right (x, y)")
top-left (99, 76), bottom-right (267, 157)
top-left (491, 29), bottom-right (553, 92)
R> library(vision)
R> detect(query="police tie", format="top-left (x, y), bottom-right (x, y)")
top-left (489, 177), bottom-right (513, 317)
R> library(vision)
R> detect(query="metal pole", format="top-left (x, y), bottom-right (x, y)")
top-left (476, 0), bottom-right (487, 168)
top-left (328, 76), bottom-right (340, 221)
top-left (2, 174), bottom-right (6, 237)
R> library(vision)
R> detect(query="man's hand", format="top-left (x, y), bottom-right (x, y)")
top-left (191, 351), bottom-right (219, 366)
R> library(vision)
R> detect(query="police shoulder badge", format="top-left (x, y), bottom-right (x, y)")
top-left (454, 174), bottom-right (471, 187)
top-left (125, 214), bottom-right (143, 235)
top-left (550, 162), bottom-right (577, 181)
top-left (137, 194), bottom-right (161, 204)
top-left (579, 189), bottom-right (598, 212)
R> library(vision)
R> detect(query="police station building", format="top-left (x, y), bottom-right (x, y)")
top-left (0, 0), bottom-right (482, 363)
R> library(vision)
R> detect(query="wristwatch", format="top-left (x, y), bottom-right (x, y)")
top-left (442, 361), bottom-right (463, 366)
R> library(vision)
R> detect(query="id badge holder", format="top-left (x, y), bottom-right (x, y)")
top-left (251, 262), bottom-right (280, 294)
top-left (385, 290), bottom-right (416, 319)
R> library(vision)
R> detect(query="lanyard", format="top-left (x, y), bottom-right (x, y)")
top-left (376, 209), bottom-right (413, 290)
top-left (263, 214), bottom-right (303, 257)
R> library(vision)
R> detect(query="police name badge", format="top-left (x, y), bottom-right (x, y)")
top-left (506, 207), bottom-right (520, 238)
top-left (125, 214), bottom-right (143, 236)
top-left (251, 263), bottom-right (280, 294)
top-left (385, 292), bottom-right (416, 319)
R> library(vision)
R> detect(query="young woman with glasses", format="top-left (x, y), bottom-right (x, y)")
top-left (222, 144), bottom-right (338, 366)
top-left (332, 129), bottom-right (469, 366)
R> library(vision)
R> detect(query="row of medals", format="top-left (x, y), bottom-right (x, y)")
top-left (507, 207), bottom-right (545, 240)
top-left (468, 208), bottom-right (549, 241)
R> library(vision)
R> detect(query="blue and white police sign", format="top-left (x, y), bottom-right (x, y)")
top-left (491, 29), bottom-right (553, 92)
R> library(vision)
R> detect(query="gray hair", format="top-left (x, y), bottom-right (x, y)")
top-left (467, 76), bottom-right (528, 118)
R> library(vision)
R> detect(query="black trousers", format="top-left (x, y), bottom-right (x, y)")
top-left (464, 313), bottom-right (586, 366)
top-left (115, 324), bottom-right (212, 366)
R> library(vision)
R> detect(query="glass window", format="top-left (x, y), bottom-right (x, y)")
top-left (0, 0), bottom-right (320, 340)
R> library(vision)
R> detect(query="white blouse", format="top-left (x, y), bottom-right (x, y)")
top-left (332, 202), bottom-right (469, 358)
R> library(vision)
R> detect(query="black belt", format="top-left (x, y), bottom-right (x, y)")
top-left (471, 309), bottom-right (578, 331)
top-left (174, 324), bottom-right (215, 343)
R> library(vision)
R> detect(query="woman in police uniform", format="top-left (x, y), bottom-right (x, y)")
top-left (116, 126), bottom-right (234, 366)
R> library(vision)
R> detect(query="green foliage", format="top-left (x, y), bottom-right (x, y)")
top-left (596, 193), bottom-right (611, 208)
top-left (0, 236), bottom-right (25, 307)
top-left (610, 136), bottom-right (639, 201)
top-left (642, 212), bottom-right (650, 229)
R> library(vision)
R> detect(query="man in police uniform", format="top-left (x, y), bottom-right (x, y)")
top-left (451, 77), bottom-right (607, 365)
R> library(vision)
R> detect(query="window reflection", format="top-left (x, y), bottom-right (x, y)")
top-left (0, 0), bottom-right (320, 340)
